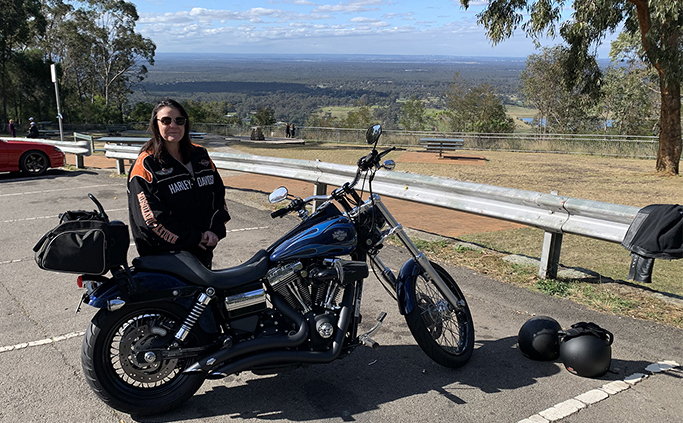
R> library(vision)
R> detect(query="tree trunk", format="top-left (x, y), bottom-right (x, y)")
top-left (656, 79), bottom-right (681, 175)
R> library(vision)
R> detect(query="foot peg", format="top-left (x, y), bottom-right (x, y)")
top-left (359, 312), bottom-right (387, 349)
top-left (361, 336), bottom-right (379, 349)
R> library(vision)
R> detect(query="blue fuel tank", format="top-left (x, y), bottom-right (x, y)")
top-left (270, 216), bottom-right (357, 262)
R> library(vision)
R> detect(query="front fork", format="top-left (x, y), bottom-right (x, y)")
top-left (369, 194), bottom-right (460, 313)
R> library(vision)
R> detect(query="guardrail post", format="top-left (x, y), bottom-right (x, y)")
top-left (539, 230), bottom-right (563, 279)
top-left (116, 159), bottom-right (126, 175)
top-left (312, 182), bottom-right (327, 210)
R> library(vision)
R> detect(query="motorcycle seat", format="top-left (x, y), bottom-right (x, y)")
top-left (132, 250), bottom-right (270, 289)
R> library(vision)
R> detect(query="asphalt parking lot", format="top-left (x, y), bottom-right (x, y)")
top-left (1, 167), bottom-right (681, 423)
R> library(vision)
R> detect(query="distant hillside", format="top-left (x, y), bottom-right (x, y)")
top-left (131, 53), bottom-right (532, 124)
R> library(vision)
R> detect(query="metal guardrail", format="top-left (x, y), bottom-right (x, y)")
top-left (105, 144), bottom-right (639, 279)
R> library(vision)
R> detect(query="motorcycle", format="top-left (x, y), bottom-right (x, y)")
top-left (38, 124), bottom-right (474, 415)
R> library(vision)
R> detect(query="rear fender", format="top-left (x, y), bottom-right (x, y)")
top-left (396, 258), bottom-right (422, 315)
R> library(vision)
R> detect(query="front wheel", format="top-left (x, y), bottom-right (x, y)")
top-left (405, 261), bottom-right (474, 368)
top-left (81, 302), bottom-right (208, 415)
top-left (20, 150), bottom-right (49, 175)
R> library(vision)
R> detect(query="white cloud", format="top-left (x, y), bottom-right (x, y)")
top-left (382, 12), bottom-right (415, 19)
top-left (312, 0), bottom-right (387, 14)
top-left (136, 0), bottom-right (613, 57)
top-left (349, 16), bottom-right (380, 23)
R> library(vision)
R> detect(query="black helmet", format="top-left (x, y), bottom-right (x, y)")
top-left (559, 322), bottom-right (613, 378)
top-left (517, 316), bottom-right (562, 361)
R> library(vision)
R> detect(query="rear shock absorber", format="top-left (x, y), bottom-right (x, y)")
top-left (175, 288), bottom-right (215, 342)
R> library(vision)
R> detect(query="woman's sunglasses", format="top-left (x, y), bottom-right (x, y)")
top-left (157, 116), bottom-right (187, 126)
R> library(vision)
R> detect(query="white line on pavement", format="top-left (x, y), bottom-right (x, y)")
top-left (0, 184), bottom-right (114, 198)
top-left (229, 226), bottom-right (270, 232)
top-left (0, 332), bottom-right (85, 354)
top-left (517, 361), bottom-right (681, 423)
top-left (1, 208), bottom-right (128, 224)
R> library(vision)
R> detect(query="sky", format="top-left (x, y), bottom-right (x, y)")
top-left (132, 0), bottom-right (617, 58)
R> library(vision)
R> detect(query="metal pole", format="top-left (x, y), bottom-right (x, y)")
top-left (50, 64), bottom-right (64, 142)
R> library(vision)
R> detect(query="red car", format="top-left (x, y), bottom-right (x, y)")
top-left (0, 138), bottom-right (66, 176)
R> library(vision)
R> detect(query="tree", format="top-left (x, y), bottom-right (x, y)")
top-left (445, 73), bottom-right (515, 133)
top-left (399, 96), bottom-right (427, 131)
top-left (182, 100), bottom-right (240, 124)
top-left (342, 105), bottom-right (373, 129)
top-left (126, 101), bottom-right (153, 123)
top-left (520, 46), bottom-right (601, 133)
top-left (54, 0), bottom-right (154, 123)
top-left (10, 49), bottom-right (55, 122)
top-left (252, 106), bottom-right (275, 126)
top-left (372, 98), bottom-right (402, 129)
top-left (459, 0), bottom-right (683, 174)
top-left (600, 32), bottom-right (659, 135)
top-left (0, 0), bottom-right (46, 124)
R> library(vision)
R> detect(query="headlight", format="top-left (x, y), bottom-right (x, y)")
top-left (53, 147), bottom-right (63, 153)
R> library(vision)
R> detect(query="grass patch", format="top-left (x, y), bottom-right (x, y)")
top-left (460, 227), bottom-right (683, 298)
top-left (536, 279), bottom-right (570, 297)
top-left (399, 235), bottom-right (683, 328)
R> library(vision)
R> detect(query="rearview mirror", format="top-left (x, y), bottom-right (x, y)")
top-left (269, 186), bottom-right (288, 203)
top-left (382, 160), bottom-right (396, 171)
top-left (365, 124), bottom-right (382, 145)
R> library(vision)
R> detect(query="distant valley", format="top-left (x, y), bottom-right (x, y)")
top-left (133, 53), bottom-right (534, 125)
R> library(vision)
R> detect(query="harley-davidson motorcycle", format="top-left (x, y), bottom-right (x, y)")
top-left (39, 124), bottom-right (474, 415)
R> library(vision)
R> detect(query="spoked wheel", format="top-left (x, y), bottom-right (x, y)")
top-left (405, 261), bottom-right (474, 368)
top-left (81, 302), bottom-right (207, 415)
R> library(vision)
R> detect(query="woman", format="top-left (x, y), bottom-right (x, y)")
top-left (127, 99), bottom-right (230, 268)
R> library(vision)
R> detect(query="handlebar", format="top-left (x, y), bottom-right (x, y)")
top-left (270, 144), bottom-right (395, 219)
top-left (270, 207), bottom-right (290, 218)
top-left (357, 147), bottom-right (396, 172)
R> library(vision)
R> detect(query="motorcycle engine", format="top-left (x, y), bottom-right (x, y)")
top-left (266, 259), bottom-right (368, 314)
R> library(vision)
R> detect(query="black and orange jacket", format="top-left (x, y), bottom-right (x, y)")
top-left (127, 145), bottom-right (231, 257)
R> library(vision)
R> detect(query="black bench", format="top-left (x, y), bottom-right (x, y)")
top-left (419, 138), bottom-right (464, 158)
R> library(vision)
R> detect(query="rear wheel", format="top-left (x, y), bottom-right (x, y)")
top-left (405, 261), bottom-right (474, 368)
top-left (19, 150), bottom-right (49, 175)
top-left (81, 302), bottom-right (207, 415)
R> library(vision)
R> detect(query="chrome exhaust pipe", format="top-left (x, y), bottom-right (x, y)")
top-left (184, 294), bottom-right (308, 374)
top-left (208, 298), bottom-right (352, 379)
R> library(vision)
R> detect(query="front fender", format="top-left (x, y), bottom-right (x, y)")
top-left (396, 258), bottom-right (423, 315)
top-left (87, 272), bottom-right (199, 309)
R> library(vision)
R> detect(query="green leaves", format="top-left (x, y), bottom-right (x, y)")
top-left (399, 96), bottom-right (427, 131)
top-left (445, 73), bottom-right (514, 133)
top-left (252, 107), bottom-right (276, 126)
top-left (520, 46), bottom-right (601, 133)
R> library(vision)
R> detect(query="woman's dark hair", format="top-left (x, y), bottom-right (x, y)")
top-left (142, 99), bottom-right (193, 162)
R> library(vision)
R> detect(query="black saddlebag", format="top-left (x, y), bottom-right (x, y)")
top-left (33, 209), bottom-right (129, 275)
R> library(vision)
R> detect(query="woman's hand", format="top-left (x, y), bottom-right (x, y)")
top-left (198, 230), bottom-right (219, 250)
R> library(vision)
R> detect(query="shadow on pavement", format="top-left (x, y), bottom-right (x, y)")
top-left (133, 336), bottom-right (651, 422)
